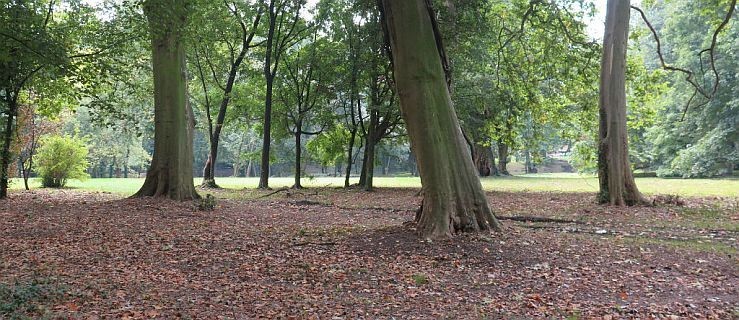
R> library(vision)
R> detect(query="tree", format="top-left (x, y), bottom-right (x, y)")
top-left (16, 101), bottom-right (59, 190)
top-left (597, 0), bottom-right (647, 205)
top-left (277, 33), bottom-right (335, 189)
top-left (191, 0), bottom-right (263, 188)
top-left (0, 1), bottom-right (67, 198)
top-left (634, 0), bottom-right (738, 178)
top-left (133, 0), bottom-right (199, 200)
top-left (356, 10), bottom-right (400, 191)
top-left (258, 0), bottom-right (306, 189)
top-left (381, 0), bottom-right (501, 239)
top-left (36, 135), bottom-right (89, 188)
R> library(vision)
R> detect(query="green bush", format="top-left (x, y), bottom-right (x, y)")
top-left (36, 135), bottom-right (89, 188)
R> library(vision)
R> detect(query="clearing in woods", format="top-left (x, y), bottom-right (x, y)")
top-left (1, 186), bottom-right (737, 318)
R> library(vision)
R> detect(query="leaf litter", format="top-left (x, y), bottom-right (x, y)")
top-left (0, 188), bottom-right (736, 319)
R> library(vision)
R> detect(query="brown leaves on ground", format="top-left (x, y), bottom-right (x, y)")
top-left (1, 188), bottom-right (737, 319)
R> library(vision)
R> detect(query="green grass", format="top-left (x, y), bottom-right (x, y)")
top-left (621, 236), bottom-right (737, 255)
top-left (9, 173), bottom-right (739, 197)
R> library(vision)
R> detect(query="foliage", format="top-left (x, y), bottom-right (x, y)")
top-left (0, 277), bottom-right (66, 319)
top-left (198, 194), bottom-right (217, 211)
top-left (569, 139), bottom-right (597, 173)
top-left (306, 125), bottom-right (350, 167)
top-left (637, 0), bottom-right (738, 178)
top-left (36, 135), bottom-right (89, 187)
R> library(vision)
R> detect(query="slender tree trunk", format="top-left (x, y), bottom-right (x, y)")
top-left (344, 127), bottom-right (356, 188)
top-left (497, 140), bottom-right (509, 175)
top-left (259, 76), bottom-right (274, 189)
top-left (358, 140), bottom-right (368, 185)
top-left (382, 0), bottom-right (501, 239)
top-left (202, 138), bottom-right (220, 188)
top-left (0, 96), bottom-right (17, 199)
top-left (22, 156), bottom-right (30, 190)
top-left (362, 109), bottom-right (378, 191)
top-left (134, 0), bottom-right (199, 201)
top-left (123, 144), bottom-right (130, 178)
top-left (363, 135), bottom-right (376, 191)
top-left (293, 125), bottom-right (302, 189)
top-left (597, 0), bottom-right (647, 206)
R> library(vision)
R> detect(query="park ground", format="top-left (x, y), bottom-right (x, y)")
top-left (1, 174), bottom-right (738, 318)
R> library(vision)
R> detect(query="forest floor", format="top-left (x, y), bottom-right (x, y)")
top-left (1, 188), bottom-right (737, 319)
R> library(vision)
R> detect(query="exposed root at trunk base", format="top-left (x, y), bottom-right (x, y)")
top-left (200, 179), bottom-right (221, 189)
top-left (497, 215), bottom-right (582, 224)
top-left (414, 199), bottom-right (502, 240)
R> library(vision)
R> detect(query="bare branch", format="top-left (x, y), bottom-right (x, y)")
top-left (631, 1), bottom-right (736, 119)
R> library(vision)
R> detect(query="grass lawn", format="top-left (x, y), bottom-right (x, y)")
top-left (9, 173), bottom-right (738, 197)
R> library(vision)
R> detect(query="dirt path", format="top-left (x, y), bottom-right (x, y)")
top-left (1, 188), bottom-right (737, 319)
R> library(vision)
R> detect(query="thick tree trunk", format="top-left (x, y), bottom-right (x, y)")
top-left (134, 0), bottom-right (199, 201)
top-left (473, 143), bottom-right (493, 176)
top-left (382, 0), bottom-right (501, 239)
top-left (497, 140), bottom-right (509, 175)
top-left (597, 0), bottom-right (647, 206)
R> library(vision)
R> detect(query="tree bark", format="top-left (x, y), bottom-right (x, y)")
top-left (359, 109), bottom-right (378, 191)
top-left (293, 126), bottom-right (302, 189)
top-left (597, 0), bottom-right (647, 206)
top-left (473, 143), bottom-right (494, 177)
top-left (0, 96), bottom-right (16, 199)
top-left (202, 139), bottom-right (220, 188)
top-left (497, 140), bottom-right (509, 175)
top-left (382, 0), bottom-right (501, 239)
top-left (134, 0), bottom-right (199, 201)
top-left (344, 127), bottom-right (356, 188)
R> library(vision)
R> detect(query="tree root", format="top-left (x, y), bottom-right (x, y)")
top-left (256, 187), bottom-right (289, 198)
top-left (496, 215), bottom-right (582, 224)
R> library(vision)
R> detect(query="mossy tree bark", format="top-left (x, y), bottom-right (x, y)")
top-left (597, 0), bottom-right (648, 206)
top-left (134, 0), bottom-right (199, 201)
top-left (381, 0), bottom-right (501, 239)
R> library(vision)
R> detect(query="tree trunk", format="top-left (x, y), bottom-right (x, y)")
top-left (497, 140), bottom-right (509, 175)
top-left (362, 109), bottom-right (378, 191)
top-left (123, 144), bottom-right (130, 178)
top-left (597, 0), bottom-right (647, 206)
top-left (134, 0), bottom-right (199, 201)
top-left (382, 0), bottom-right (501, 239)
top-left (201, 139), bottom-right (220, 188)
top-left (344, 127), bottom-right (356, 188)
top-left (293, 128), bottom-right (302, 189)
top-left (259, 75), bottom-right (274, 189)
top-left (473, 143), bottom-right (493, 176)
top-left (0, 97), bottom-right (16, 199)
top-left (22, 156), bottom-right (31, 190)
top-left (358, 141), bottom-right (368, 186)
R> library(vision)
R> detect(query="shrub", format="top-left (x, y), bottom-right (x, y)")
top-left (36, 135), bottom-right (89, 188)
